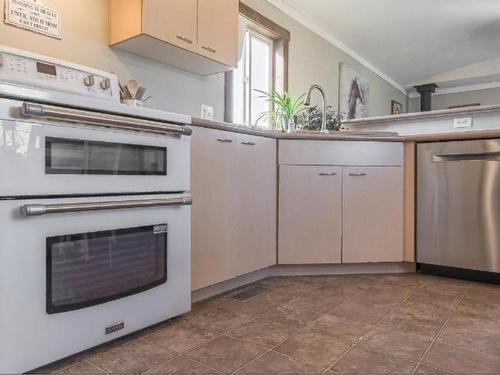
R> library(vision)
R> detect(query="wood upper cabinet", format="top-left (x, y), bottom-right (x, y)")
top-left (109, 0), bottom-right (239, 75)
top-left (278, 166), bottom-right (342, 264)
top-left (197, 0), bottom-right (239, 67)
top-left (191, 127), bottom-right (277, 291)
top-left (142, 0), bottom-right (198, 53)
top-left (342, 167), bottom-right (404, 263)
top-left (233, 133), bottom-right (277, 276)
top-left (191, 127), bottom-right (237, 290)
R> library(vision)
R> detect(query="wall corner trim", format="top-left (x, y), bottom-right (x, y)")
top-left (265, 0), bottom-right (408, 96)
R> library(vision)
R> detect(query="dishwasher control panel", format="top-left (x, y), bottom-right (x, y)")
top-left (0, 45), bottom-right (120, 102)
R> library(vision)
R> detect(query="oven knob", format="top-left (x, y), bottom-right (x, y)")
top-left (83, 74), bottom-right (95, 87)
top-left (100, 78), bottom-right (111, 90)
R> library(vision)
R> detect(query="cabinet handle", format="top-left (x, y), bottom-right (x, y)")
top-left (241, 141), bottom-right (256, 146)
top-left (349, 173), bottom-right (367, 177)
top-left (318, 172), bottom-right (337, 176)
top-left (217, 138), bottom-right (233, 143)
top-left (176, 35), bottom-right (193, 44)
top-left (202, 46), bottom-right (217, 53)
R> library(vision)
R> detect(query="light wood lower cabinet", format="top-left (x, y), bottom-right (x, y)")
top-left (278, 166), bottom-right (342, 264)
top-left (234, 134), bottom-right (277, 275)
top-left (191, 128), bottom-right (237, 290)
top-left (342, 167), bottom-right (404, 263)
top-left (191, 127), bottom-right (276, 290)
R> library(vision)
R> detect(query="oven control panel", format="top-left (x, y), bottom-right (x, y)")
top-left (0, 46), bottom-right (120, 102)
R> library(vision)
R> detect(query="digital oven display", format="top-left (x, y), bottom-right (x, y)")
top-left (36, 62), bottom-right (57, 76)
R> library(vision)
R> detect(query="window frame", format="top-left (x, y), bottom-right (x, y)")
top-left (246, 28), bottom-right (274, 127)
top-left (225, 2), bottom-right (290, 125)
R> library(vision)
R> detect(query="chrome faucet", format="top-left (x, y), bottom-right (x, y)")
top-left (305, 84), bottom-right (328, 133)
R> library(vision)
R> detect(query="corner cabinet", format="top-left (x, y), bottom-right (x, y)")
top-left (109, 0), bottom-right (239, 75)
top-left (278, 140), bottom-right (404, 265)
top-left (191, 127), bottom-right (277, 291)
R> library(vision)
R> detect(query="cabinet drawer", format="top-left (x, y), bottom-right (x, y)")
top-left (279, 140), bottom-right (404, 166)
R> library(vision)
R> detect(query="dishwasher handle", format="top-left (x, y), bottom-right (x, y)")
top-left (433, 151), bottom-right (500, 162)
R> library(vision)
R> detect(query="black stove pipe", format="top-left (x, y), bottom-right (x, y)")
top-left (414, 83), bottom-right (438, 111)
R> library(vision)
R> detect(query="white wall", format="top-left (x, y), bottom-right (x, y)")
top-left (409, 86), bottom-right (500, 113)
top-left (0, 0), bottom-right (406, 121)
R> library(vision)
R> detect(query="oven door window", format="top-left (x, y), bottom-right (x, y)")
top-left (45, 137), bottom-right (167, 175)
top-left (46, 224), bottom-right (168, 314)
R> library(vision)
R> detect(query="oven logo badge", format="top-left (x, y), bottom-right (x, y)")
top-left (105, 321), bottom-right (124, 335)
top-left (153, 224), bottom-right (168, 234)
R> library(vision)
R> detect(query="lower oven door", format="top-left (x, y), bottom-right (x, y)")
top-left (0, 194), bottom-right (191, 374)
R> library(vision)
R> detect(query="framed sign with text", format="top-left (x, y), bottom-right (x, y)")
top-left (4, 0), bottom-right (61, 39)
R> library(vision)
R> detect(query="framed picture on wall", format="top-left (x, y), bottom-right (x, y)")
top-left (391, 100), bottom-right (402, 115)
top-left (339, 63), bottom-right (370, 120)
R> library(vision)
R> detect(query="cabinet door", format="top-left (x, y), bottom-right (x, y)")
top-left (197, 0), bottom-right (239, 67)
top-left (143, 0), bottom-right (198, 52)
top-left (278, 166), bottom-right (342, 264)
top-left (234, 134), bottom-right (277, 276)
top-left (343, 167), bottom-right (404, 263)
top-left (191, 127), bottom-right (237, 290)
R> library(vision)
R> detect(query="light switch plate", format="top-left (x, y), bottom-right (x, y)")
top-left (201, 104), bottom-right (214, 121)
top-left (454, 117), bottom-right (472, 128)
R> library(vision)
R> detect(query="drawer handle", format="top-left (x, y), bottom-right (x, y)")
top-left (217, 138), bottom-right (233, 143)
top-left (241, 141), bottom-right (256, 146)
top-left (202, 46), bottom-right (217, 53)
top-left (349, 173), bottom-right (367, 177)
top-left (318, 172), bottom-right (337, 176)
top-left (176, 35), bottom-right (193, 44)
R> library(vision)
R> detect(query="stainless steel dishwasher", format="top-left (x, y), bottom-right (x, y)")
top-left (417, 139), bottom-right (500, 281)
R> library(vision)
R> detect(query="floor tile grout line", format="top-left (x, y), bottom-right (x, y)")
top-left (175, 279), bottom-right (336, 374)
top-left (409, 284), bottom-right (472, 374)
top-left (80, 359), bottom-right (108, 374)
top-left (323, 281), bottom-right (431, 374)
top-left (177, 353), bottom-right (225, 374)
top-left (229, 277), bottom-right (381, 374)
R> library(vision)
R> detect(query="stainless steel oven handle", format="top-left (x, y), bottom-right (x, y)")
top-left (20, 196), bottom-right (192, 217)
top-left (20, 103), bottom-right (193, 136)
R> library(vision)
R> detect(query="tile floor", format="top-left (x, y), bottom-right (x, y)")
top-left (36, 273), bottom-right (500, 374)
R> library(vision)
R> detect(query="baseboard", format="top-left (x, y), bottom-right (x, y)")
top-left (271, 262), bottom-right (416, 276)
top-left (191, 268), bottom-right (273, 303)
top-left (192, 262), bottom-right (416, 302)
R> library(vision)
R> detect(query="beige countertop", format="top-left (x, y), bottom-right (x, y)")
top-left (192, 118), bottom-right (404, 141)
top-left (192, 117), bottom-right (500, 143)
top-left (343, 103), bottom-right (500, 126)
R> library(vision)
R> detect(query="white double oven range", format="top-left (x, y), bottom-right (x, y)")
top-left (0, 46), bottom-right (192, 373)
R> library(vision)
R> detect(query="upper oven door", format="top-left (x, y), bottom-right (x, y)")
top-left (0, 99), bottom-right (190, 197)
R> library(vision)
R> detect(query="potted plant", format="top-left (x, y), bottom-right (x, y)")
top-left (255, 90), bottom-right (307, 132)
top-left (296, 105), bottom-right (343, 131)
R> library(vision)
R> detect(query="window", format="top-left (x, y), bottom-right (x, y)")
top-left (225, 3), bottom-right (290, 128)
top-left (232, 28), bottom-right (273, 127)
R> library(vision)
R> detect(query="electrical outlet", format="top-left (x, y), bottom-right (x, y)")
top-left (454, 117), bottom-right (472, 129)
top-left (201, 104), bottom-right (214, 121)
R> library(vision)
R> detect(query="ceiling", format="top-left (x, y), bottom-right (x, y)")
top-left (275, 0), bottom-right (500, 90)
